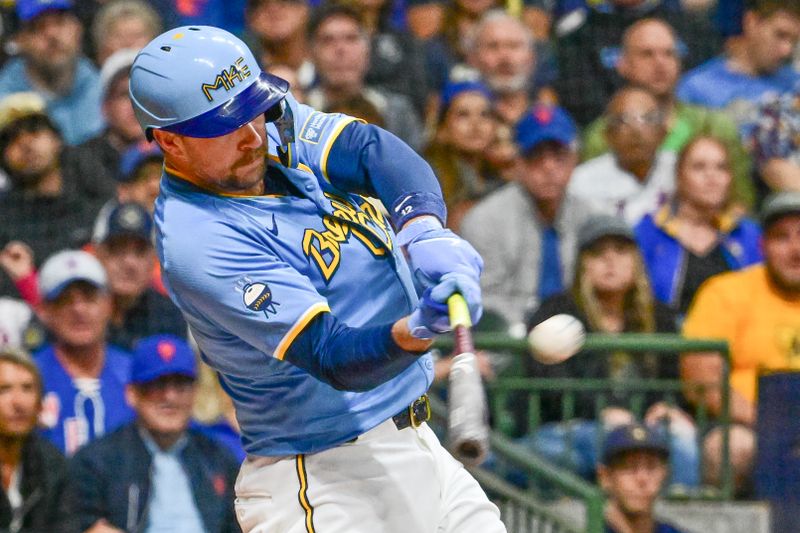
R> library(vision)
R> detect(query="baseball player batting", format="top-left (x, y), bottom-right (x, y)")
top-left (128, 26), bottom-right (506, 533)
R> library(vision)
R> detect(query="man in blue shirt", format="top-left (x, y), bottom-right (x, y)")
top-left (34, 250), bottom-right (134, 456)
top-left (63, 334), bottom-right (240, 533)
top-left (599, 424), bottom-right (686, 533)
top-left (0, 0), bottom-right (104, 145)
top-left (129, 25), bottom-right (504, 533)
top-left (677, 0), bottom-right (800, 140)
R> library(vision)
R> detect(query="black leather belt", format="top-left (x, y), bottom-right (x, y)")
top-left (392, 395), bottom-right (431, 430)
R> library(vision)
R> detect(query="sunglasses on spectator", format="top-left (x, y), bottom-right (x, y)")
top-left (607, 110), bottom-right (664, 130)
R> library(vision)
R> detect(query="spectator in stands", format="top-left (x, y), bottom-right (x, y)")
top-left (245, 0), bottom-right (314, 92)
top-left (33, 250), bottom-right (134, 455)
top-left (0, 0), bottom-right (103, 145)
top-left (569, 87), bottom-right (675, 225)
top-left (517, 215), bottom-right (698, 486)
top-left (148, 0), bottom-right (247, 36)
top-left (349, 0), bottom-right (428, 114)
top-left (677, 0), bottom-right (800, 135)
top-left (91, 0), bottom-right (162, 65)
top-left (61, 334), bottom-right (240, 533)
top-left (267, 64), bottom-right (306, 103)
top-left (0, 241), bottom-right (39, 309)
top-left (0, 93), bottom-right (93, 298)
top-left (114, 142), bottom-right (162, 212)
top-left (745, 82), bottom-right (800, 200)
top-left (424, 0), bottom-right (503, 95)
top-left (554, 0), bottom-right (720, 126)
top-left (424, 81), bottom-right (503, 228)
top-left (0, 348), bottom-right (66, 532)
top-left (62, 48), bottom-right (146, 215)
top-left (95, 203), bottom-right (187, 350)
top-left (636, 137), bottom-right (762, 315)
top-left (0, 299), bottom-right (34, 350)
top-left (581, 18), bottom-right (755, 209)
top-left (406, 0), bottom-right (445, 41)
top-left (466, 10), bottom-right (547, 126)
top-left (599, 424), bottom-right (686, 533)
top-left (460, 104), bottom-right (591, 333)
top-left (92, 141), bottom-right (163, 242)
top-left (682, 191), bottom-right (800, 493)
top-left (306, 3), bottom-right (423, 150)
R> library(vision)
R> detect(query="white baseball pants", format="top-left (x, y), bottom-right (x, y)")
top-left (234, 419), bottom-right (507, 533)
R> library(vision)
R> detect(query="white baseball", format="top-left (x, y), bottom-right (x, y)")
top-left (527, 314), bottom-right (586, 365)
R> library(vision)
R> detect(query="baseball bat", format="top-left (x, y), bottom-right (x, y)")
top-left (446, 293), bottom-right (490, 466)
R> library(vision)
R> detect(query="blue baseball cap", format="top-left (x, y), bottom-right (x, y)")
top-left (131, 335), bottom-right (197, 385)
top-left (602, 424), bottom-right (670, 465)
top-left (16, 0), bottom-right (73, 23)
top-left (515, 104), bottom-right (577, 156)
top-left (119, 142), bottom-right (163, 182)
top-left (441, 81), bottom-right (492, 111)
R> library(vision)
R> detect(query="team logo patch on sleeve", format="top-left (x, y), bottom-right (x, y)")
top-left (299, 112), bottom-right (330, 144)
top-left (243, 282), bottom-right (280, 317)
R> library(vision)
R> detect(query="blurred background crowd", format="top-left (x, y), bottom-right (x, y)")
top-left (0, 0), bottom-right (799, 530)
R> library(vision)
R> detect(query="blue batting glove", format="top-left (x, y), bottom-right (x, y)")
top-left (396, 218), bottom-right (483, 290)
top-left (407, 273), bottom-right (483, 339)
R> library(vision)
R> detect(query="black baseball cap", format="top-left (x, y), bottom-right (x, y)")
top-left (102, 202), bottom-right (153, 244)
top-left (602, 424), bottom-right (670, 465)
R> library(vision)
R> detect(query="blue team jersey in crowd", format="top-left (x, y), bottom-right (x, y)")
top-left (0, 57), bottom-right (104, 146)
top-left (677, 56), bottom-right (800, 140)
top-left (35, 344), bottom-right (134, 455)
top-left (155, 93), bottom-right (434, 457)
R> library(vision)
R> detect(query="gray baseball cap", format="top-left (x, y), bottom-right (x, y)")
top-left (38, 250), bottom-right (107, 302)
top-left (577, 214), bottom-right (635, 252)
top-left (761, 191), bottom-right (800, 229)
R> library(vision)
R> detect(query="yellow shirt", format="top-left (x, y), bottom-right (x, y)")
top-left (683, 265), bottom-right (800, 404)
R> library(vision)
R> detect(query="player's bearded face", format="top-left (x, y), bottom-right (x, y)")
top-left (179, 115), bottom-right (269, 194)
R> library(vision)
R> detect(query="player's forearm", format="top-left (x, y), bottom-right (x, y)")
top-left (285, 313), bottom-right (430, 392)
top-left (326, 123), bottom-right (446, 228)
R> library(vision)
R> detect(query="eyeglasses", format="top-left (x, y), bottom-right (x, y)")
top-left (606, 110), bottom-right (664, 130)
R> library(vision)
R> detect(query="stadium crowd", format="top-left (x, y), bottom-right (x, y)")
top-left (0, 0), bottom-right (798, 530)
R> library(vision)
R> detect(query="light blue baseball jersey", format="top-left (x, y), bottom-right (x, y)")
top-left (155, 93), bottom-right (434, 456)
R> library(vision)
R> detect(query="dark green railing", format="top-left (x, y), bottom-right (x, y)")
top-left (427, 394), bottom-right (601, 532)
top-left (433, 333), bottom-right (733, 531)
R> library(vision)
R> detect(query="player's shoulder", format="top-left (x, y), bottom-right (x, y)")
top-left (158, 178), bottom-right (267, 245)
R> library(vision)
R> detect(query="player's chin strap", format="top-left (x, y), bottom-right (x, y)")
top-left (274, 99), bottom-right (297, 168)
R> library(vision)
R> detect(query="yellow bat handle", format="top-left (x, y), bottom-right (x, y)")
top-left (447, 293), bottom-right (472, 329)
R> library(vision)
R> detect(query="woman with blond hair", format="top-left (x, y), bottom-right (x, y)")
top-left (636, 136), bottom-right (762, 315)
top-left (511, 215), bottom-right (698, 488)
